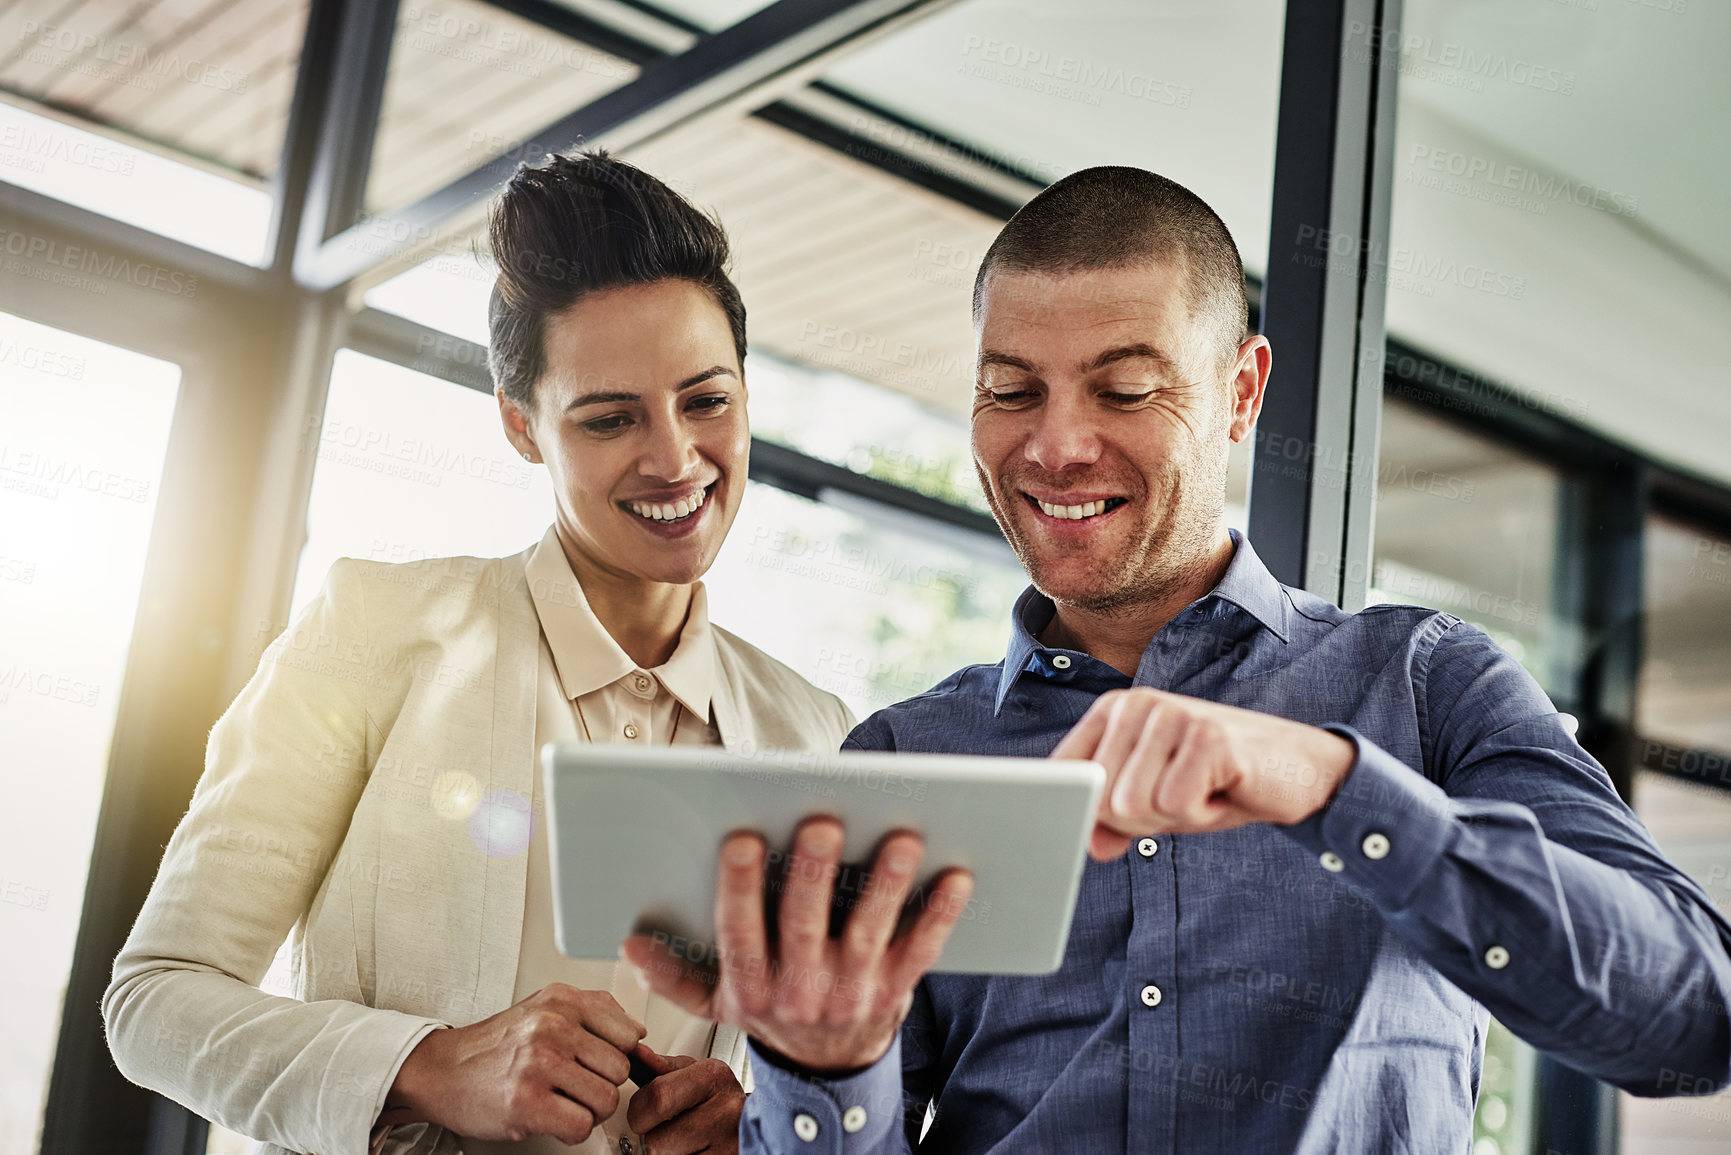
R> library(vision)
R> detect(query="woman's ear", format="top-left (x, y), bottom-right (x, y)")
top-left (498, 389), bottom-right (539, 464)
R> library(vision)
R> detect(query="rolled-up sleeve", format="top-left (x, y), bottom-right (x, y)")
top-left (1281, 623), bottom-right (1731, 1094)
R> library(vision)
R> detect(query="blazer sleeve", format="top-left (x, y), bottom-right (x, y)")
top-left (102, 559), bottom-right (446, 1155)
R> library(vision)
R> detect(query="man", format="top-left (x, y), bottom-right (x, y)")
top-left (625, 167), bottom-right (1731, 1153)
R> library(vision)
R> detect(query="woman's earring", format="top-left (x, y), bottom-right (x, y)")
top-left (521, 452), bottom-right (533, 462)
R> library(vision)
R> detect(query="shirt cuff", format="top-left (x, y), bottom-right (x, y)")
top-left (743, 1037), bottom-right (903, 1153)
top-left (1277, 725), bottom-right (1458, 912)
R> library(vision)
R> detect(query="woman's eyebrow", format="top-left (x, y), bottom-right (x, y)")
top-left (676, 365), bottom-right (736, 390)
top-left (564, 366), bottom-right (736, 411)
top-left (565, 390), bottom-right (637, 411)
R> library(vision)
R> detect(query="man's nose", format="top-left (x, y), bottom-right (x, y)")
top-left (1023, 396), bottom-right (1103, 471)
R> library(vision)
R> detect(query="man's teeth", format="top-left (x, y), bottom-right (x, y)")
top-left (629, 488), bottom-right (708, 522)
top-left (1037, 498), bottom-right (1110, 520)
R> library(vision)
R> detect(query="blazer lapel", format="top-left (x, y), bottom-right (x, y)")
top-left (473, 549), bottom-right (540, 1017)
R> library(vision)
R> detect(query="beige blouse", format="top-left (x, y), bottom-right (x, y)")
top-left (471, 531), bottom-right (733, 1155)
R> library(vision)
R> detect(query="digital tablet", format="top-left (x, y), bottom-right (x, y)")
top-left (543, 744), bottom-right (1106, 975)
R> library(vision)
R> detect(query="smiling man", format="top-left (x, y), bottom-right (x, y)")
top-left (630, 166), bottom-right (1731, 1153)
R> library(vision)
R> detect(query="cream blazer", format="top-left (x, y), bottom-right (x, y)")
top-left (102, 543), bottom-right (854, 1155)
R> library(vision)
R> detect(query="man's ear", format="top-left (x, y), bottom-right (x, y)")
top-left (498, 389), bottom-right (538, 463)
top-left (1226, 336), bottom-right (1272, 443)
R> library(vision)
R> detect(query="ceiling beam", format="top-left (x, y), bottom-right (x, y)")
top-left (293, 0), bottom-right (963, 292)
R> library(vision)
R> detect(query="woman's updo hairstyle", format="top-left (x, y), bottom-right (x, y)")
top-left (486, 149), bottom-right (747, 407)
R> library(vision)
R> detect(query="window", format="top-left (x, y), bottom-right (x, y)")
top-left (0, 0), bottom-right (311, 264)
top-left (292, 350), bottom-right (1024, 720)
top-left (0, 310), bottom-right (180, 1155)
top-left (1622, 515), bottom-right (1731, 1151)
top-left (362, 0), bottom-right (638, 219)
top-left (1370, 397), bottom-right (1560, 692)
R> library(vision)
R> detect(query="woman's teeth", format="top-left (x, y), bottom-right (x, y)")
top-left (1037, 498), bottom-right (1110, 520)
top-left (629, 487), bottom-right (708, 522)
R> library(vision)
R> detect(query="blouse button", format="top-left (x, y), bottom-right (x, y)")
top-left (623, 723), bottom-right (639, 740)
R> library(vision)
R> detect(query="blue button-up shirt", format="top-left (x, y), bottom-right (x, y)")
top-left (741, 533), bottom-right (1731, 1154)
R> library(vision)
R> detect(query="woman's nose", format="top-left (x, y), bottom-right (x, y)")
top-left (639, 418), bottom-right (702, 481)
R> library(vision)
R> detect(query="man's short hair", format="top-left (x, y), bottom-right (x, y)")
top-left (487, 149), bottom-right (747, 406)
top-left (971, 166), bottom-right (1250, 370)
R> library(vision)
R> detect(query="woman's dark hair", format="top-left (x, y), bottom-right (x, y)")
top-left (487, 149), bottom-right (747, 406)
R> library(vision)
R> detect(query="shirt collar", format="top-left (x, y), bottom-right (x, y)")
top-left (993, 529), bottom-right (1292, 714)
top-left (524, 525), bottom-right (715, 721)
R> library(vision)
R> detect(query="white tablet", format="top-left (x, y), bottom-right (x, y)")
top-left (543, 744), bottom-right (1105, 975)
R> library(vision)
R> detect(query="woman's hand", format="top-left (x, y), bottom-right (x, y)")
top-left (625, 1043), bottom-right (744, 1155)
top-left (380, 983), bottom-right (644, 1145)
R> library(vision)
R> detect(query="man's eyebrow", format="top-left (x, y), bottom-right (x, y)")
top-left (1080, 343), bottom-right (1174, 373)
top-left (978, 350), bottom-right (1039, 375)
top-left (564, 366), bottom-right (735, 410)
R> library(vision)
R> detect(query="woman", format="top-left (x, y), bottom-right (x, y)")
top-left (103, 152), bottom-right (854, 1155)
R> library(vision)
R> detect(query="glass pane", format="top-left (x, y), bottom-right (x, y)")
top-left (361, 243), bottom-right (494, 345)
top-left (1639, 516), bottom-right (1731, 757)
top-left (363, 0), bottom-right (639, 219)
top-left (292, 349), bottom-right (555, 613)
top-left (706, 485), bottom-right (1023, 720)
top-left (746, 349), bottom-right (989, 516)
top-left (0, 0), bottom-right (308, 264)
top-left (1370, 397), bottom-right (1560, 692)
top-left (296, 349), bottom-right (1025, 722)
top-left (1622, 770), bottom-right (1731, 1152)
top-left (1385, 0), bottom-right (1731, 497)
top-left (818, 0), bottom-right (1287, 277)
top-left (627, 0), bottom-right (776, 32)
top-left (0, 311), bottom-right (180, 1155)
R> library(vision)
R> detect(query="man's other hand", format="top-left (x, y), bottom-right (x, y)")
top-left (623, 820), bottom-right (973, 1074)
top-left (1052, 687), bottom-right (1356, 859)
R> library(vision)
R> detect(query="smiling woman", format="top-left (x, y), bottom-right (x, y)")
top-left (100, 152), bottom-right (854, 1155)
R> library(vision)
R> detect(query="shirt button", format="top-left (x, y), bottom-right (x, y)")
top-left (1139, 983), bottom-right (1163, 1008)
top-left (1485, 945), bottom-right (1510, 969)
top-left (623, 723), bottom-right (639, 740)
top-left (793, 1113), bottom-right (820, 1142)
top-left (1319, 851), bottom-right (1345, 872)
top-left (1051, 654), bottom-right (1072, 669)
top-left (1137, 837), bottom-right (1159, 858)
top-left (1361, 832), bottom-right (1390, 860)
top-left (841, 1105), bottom-right (867, 1133)
top-left (633, 673), bottom-right (650, 692)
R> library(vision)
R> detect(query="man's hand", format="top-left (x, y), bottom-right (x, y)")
top-left (380, 983), bottom-right (643, 1144)
top-left (1052, 687), bottom-right (1356, 859)
top-left (625, 1043), bottom-right (744, 1154)
top-left (623, 819), bottom-right (973, 1074)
